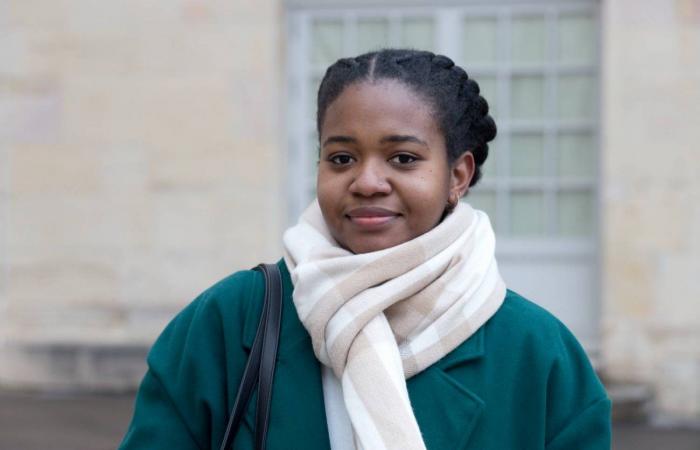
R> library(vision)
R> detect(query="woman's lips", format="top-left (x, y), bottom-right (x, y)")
top-left (346, 207), bottom-right (399, 229)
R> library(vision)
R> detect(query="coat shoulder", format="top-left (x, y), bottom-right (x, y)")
top-left (191, 267), bottom-right (265, 317)
top-left (192, 259), bottom-right (292, 325)
top-left (121, 267), bottom-right (268, 450)
top-left (482, 289), bottom-right (611, 447)
top-left (487, 288), bottom-right (582, 355)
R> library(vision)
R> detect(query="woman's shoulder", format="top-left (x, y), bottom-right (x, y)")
top-left (492, 289), bottom-right (573, 332)
top-left (159, 260), bottom-right (298, 349)
top-left (485, 289), bottom-right (591, 362)
top-left (474, 290), bottom-right (610, 448)
top-left (173, 264), bottom-right (269, 327)
top-left (146, 266), bottom-right (269, 363)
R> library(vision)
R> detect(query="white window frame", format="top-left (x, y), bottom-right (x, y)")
top-left (286, 0), bottom-right (602, 353)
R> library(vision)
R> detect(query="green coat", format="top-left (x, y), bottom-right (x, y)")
top-left (120, 260), bottom-right (611, 450)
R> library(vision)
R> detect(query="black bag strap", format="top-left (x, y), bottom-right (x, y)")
top-left (254, 263), bottom-right (282, 450)
top-left (219, 263), bottom-right (283, 450)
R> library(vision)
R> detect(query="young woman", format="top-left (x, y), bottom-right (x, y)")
top-left (120, 49), bottom-right (611, 449)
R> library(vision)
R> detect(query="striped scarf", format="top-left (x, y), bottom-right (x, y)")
top-left (282, 199), bottom-right (506, 450)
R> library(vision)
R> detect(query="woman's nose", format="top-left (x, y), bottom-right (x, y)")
top-left (348, 161), bottom-right (391, 196)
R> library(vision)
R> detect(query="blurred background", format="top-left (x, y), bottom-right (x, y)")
top-left (1, 0), bottom-right (699, 448)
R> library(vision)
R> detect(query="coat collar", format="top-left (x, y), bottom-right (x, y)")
top-left (434, 324), bottom-right (485, 370)
top-left (241, 259), bottom-right (487, 449)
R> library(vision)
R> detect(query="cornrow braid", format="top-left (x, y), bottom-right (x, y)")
top-left (316, 48), bottom-right (497, 188)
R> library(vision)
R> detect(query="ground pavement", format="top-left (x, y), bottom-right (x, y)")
top-left (0, 389), bottom-right (698, 450)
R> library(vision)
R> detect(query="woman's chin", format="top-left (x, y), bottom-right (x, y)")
top-left (345, 236), bottom-right (405, 254)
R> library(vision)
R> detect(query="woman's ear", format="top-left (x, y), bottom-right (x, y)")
top-left (450, 151), bottom-right (475, 198)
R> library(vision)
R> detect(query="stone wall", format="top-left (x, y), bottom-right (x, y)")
top-left (2, 0), bottom-right (700, 424)
top-left (0, 0), bottom-right (284, 389)
top-left (602, 0), bottom-right (700, 421)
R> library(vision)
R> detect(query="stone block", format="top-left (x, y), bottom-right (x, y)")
top-left (63, 1), bottom-right (133, 37)
top-left (4, 1), bottom-right (67, 31)
top-left (149, 190), bottom-right (220, 251)
top-left (6, 252), bottom-right (120, 307)
top-left (8, 143), bottom-right (101, 194)
top-left (0, 90), bottom-right (62, 145)
top-left (602, 318), bottom-right (656, 383)
top-left (61, 75), bottom-right (146, 143)
top-left (8, 193), bottom-right (132, 249)
top-left (653, 255), bottom-right (700, 326)
top-left (99, 141), bottom-right (149, 194)
top-left (0, 341), bottom-right (149, 390)
top-left (87, 345), bottom-right (149, 389)
top-left (655, 358), bottom-right (700, 418)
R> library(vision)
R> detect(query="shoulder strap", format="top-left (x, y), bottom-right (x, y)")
top-left (254, 263), bottom-right (282, 449)
top-left (219, 263), bottom-right (283, 450)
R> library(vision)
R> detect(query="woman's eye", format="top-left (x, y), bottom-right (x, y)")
top-left (390, 154), bottom-right (418, 165)
top-left (329, 154), bottom-right (354, 165)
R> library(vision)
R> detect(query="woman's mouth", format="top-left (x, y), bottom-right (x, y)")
top-left (346, 207), bottom-right (399, 229)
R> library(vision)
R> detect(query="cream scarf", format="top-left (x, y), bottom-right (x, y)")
top-left (282, 200), bottom-right (506, 450)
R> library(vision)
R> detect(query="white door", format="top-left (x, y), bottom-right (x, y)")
top-left (286, 1), bottom-right (601, 357)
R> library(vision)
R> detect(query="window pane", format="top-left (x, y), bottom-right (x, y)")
top-left (309, 76), bottom-right (321, 122)
top-left (309, 129), bottom-right (320, 164)
top-left (510, 133), bottom-right (544, 177)
top-left (558, 133), bottom-right (595, 178)
top-left (511, 15), bottom-right (546, 64)
top-left (510, 191), bottom-right (545, 236)
top-left (558, 75), bottom-right (596, 120)
top-left (511, 75), bottom-right (545, 119)
top-left (476, 75), bottom-right (499, 119)
top-left (558, 14), bottom-right (596, 64)
top-left (480, 150), bottom-right (497, 178)
top-left (557, 191), bottom-right (594, 236)
top-left (463, 17), bottom-right (498, 64)
top-left (311, 20), bottom-right (344, 66)
top-left (357, 18), bottom-right (390, 52)
top-left (467, 189), bottom-right (498, 231)
top-left (401, 17), bottom-right (435, 51)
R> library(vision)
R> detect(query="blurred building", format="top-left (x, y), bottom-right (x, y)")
top-left (1, 0), bottom-right (698, 424)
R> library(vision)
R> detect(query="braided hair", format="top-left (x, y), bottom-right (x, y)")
top-left (316, 48), bottom-right (497, 187)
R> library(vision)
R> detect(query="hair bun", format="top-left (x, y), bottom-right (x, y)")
top-left (451, 66), bottom-right (469, 81)
top-left (432, 54), bottom-right (455, 69)
top-left (474, 115), bottom-right (497, 143)
top-left (463, 79), bottom-right (480, 95)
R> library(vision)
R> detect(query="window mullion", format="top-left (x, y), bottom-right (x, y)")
top-left (545, 6), bottom-right (558, 235)
top-left (435, 7), bottom-right (461, 57)
top-left (499, 7), bottom-right (511, 236)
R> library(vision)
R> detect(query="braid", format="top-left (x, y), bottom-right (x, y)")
top-left (316, 48), bottom-right (497, 187)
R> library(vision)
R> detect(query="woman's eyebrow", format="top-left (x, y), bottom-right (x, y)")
top-left (322, 135), bottom-right (356, 147)
top-left (380, 135), bottom-right (428, 147)
top-left (322, 134), bottom-right (428, 148)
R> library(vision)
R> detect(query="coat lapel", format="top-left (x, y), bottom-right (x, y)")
top-left (407, 328), bottom-right (486, 450)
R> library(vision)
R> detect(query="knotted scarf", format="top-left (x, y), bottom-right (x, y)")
top-left (282, 199), bottom-right (506, 450)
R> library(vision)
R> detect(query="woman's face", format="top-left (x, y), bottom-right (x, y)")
top-left (317, 79), bottom-right (474, 254)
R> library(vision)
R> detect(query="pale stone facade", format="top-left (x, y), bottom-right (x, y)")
top-left (1, 0), bottom-right (699, 423)
top-left (601, 0), bottom-right (700, 421)
top-left (0, 0), bottom-right (285, 389)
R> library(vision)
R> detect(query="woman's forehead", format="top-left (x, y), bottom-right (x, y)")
top-left (320, 80), bottom-right (441, 140)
